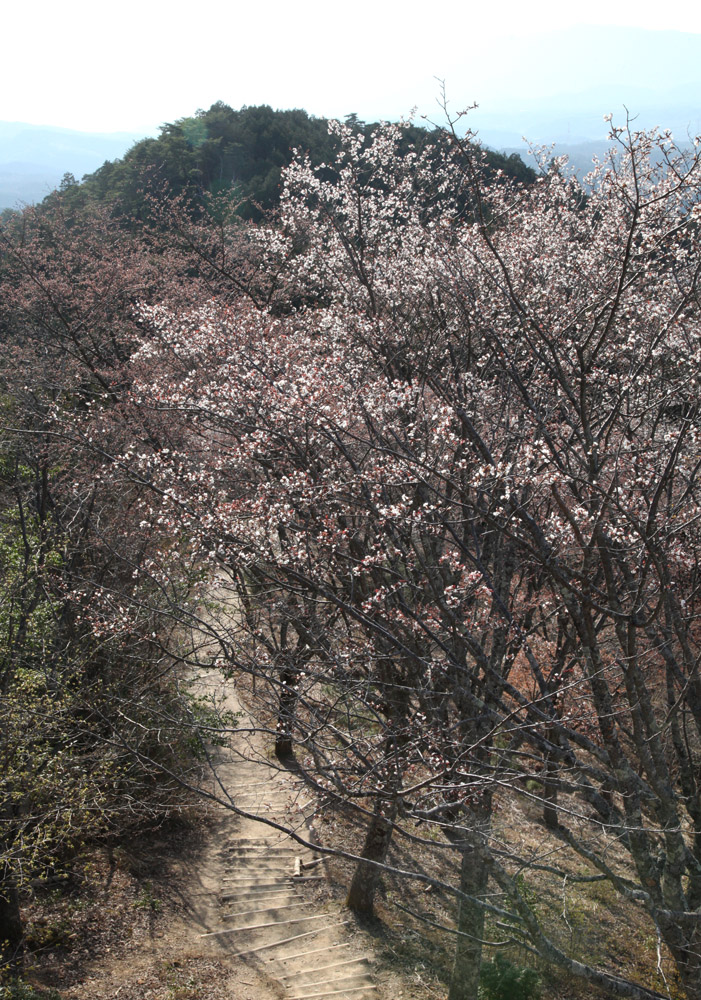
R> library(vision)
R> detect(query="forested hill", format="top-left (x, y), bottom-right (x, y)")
top-left (70, 102), bottom-right (536, 219)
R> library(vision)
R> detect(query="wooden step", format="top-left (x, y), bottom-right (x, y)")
top-left (278, 942), bottom-right (350, 963)
top-left (280, 957), bottom-right (372, 979)
top-left (221, 889), bottom-right (297, 903)
top-left (227, 920), bottom-right (350, 958)
top-left (221, 901), bottom-right (313, 921)
top-left (289, 973), bottom-right (375, 991)
top-left (223, 865), bottom-right (294, 874)
top-left (288, 987), bottom-right (377, 1000)
top-left (227, 845), bottom-right (300, 852)
top-left (200, 911), bottom-right (329, 937)
top-left (220, 880), bottom-right (289, 891)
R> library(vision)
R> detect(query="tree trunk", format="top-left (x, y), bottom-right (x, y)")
top-left (676, 955), bottom-right (701, 1000)
top-left (542, 744), bottom-right (560, 829)
top-left (346, 799), bottom-right (397, 917)
top-left (0, 880), bottom-right (23, 979)
top-left (448, 839), bottom-right (489, 1000)
top-left (274, 665), bottom-right (298, 760)
top-left (655, 915), bottom-right (701, 1000)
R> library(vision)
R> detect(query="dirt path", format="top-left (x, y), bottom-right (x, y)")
top-left (49, 664), bottom-right (403, 1000)
top-left (175, 666), bottom-right (382, 1000)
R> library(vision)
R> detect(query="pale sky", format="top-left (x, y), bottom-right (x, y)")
top-left (3, 0), bottom-right (700, 134)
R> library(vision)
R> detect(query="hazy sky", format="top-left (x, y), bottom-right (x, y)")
top-left (3, 0), bottom-right (700, 134)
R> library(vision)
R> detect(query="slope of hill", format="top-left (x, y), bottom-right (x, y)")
top-left (0, 121), bottom-right (151, 209)
top-left (11, 104), bottom-right (535, 222)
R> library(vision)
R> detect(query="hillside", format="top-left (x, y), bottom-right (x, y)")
top-left (1, 104), bottom-right (536, 217)
top-left (0, 121), bottom-right (149, 210)
top-left (2, 110), bottom-right (699, 1000)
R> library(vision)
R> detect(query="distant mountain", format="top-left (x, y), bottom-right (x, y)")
top-left (4, 26), bottom-right (699, 214)
top-left (465, 26), bottom-right (701, 144)
top-left (475, 99), bottom-right (701, 150)
top-left (0, 122), bottom-right (153, 210)
top-left (462, 25), bottom-right (701, 169)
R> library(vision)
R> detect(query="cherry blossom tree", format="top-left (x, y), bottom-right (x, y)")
top-left (47, 116), bottom-right (701, 1000)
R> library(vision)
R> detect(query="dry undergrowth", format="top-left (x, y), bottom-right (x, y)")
top-left (18, 818), bottom-right (270, 1000)
top-left (16, 672), bottom-right (685, 1000)
top-left (234, 670), bottom-right (681, 998)
top-left (312, 789), bottom-right (683, 1000)
top-left (17, 806), bottom-right (683, 1000)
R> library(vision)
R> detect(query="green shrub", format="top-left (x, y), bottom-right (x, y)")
top-left (0, 983), bottom-right (62, 1000)
top-left (133, 880), bottom-right (162, 912)
top-left (480, 954), bottom-right (540, 1000)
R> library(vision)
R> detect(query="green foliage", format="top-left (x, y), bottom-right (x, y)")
top-left (133, 881), bottom-right (162, 913)
top-left (75, 102), bottom-right (535, 223)
top-left (514, 875), bottom-right (540, 914)
top-left (0, 433), bottom-right (209, 932)
top-left (0, 983), bottom-right (61, 1000)
top-left (0, 515), bottom-right (111, 881)
top-left (79, 103), bottom-right (337, 221)
top-left (479, 955), bottom-right (540, 1000)
top-left (23, 915), bottom-right (72, 951)
top-left (183, 692), bottom-right (238, 759)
